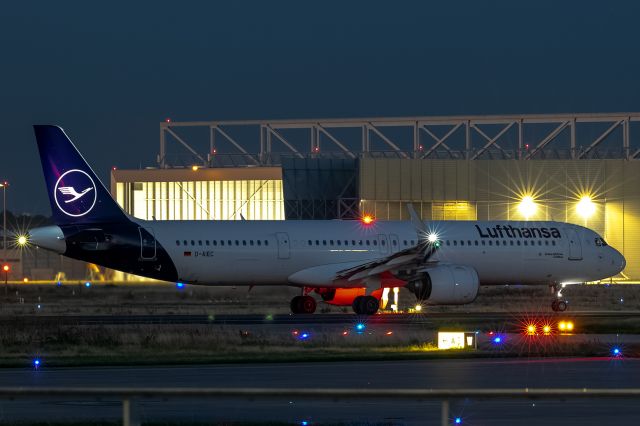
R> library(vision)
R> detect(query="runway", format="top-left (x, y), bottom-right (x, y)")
top-left (0, 358), bottom-right (639, 425)
top-left (3, 311), bottom-right (639, 325)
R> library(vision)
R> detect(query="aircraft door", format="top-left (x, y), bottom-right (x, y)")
top-left (390, 234), bottom-right (400, 253)
top-left (139, 227), bottom-right (156, 260)
top-left (378, 234), bottom-right (390, 254)
top-left (566, 228), bottom-right (583, 260)
top-left (276, 232), bottom-right (291, 259)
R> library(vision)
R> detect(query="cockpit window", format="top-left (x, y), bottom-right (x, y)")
top-left (595, 237), bottom-right (608, 247)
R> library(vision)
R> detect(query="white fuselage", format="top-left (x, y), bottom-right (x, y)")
top-left (140, 219), bottom-right (625, 287)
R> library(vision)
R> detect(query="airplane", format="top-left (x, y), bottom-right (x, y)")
top-left (28, 125), bottom-right (626, 315)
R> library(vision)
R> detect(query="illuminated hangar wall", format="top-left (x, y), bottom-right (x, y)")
top-left (111, 167), bottom-right (285, 221)
top-left (359, 158), bottom-right (640, 280)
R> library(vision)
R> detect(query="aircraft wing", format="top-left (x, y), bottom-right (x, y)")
top-left (334, 241), bottom-right (438, 283)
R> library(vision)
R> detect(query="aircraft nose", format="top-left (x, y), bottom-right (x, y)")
top-left (618, 251), bottom-right (626, 271)
top-left (613, 249), bottom-right (626, 274)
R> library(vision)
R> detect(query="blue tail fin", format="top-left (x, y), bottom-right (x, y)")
top-left (33, 125), bottom-right (129, 225)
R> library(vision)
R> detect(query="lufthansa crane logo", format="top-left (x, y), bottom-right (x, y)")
top-left (53, 169), bottom-right (97, 217)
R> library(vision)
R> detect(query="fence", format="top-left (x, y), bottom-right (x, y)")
top-left (1, 387), bottom-right (640, 426)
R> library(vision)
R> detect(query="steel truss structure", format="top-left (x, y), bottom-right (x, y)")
top-left (159, 113), bottom-right (640, 167)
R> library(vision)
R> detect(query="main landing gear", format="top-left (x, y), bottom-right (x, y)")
top-left (550, 284), bottom-right (568, 312)
top-left (352, 295), bottom-right (380, 315)
top-left (290, 295), bottom-right (316, 314)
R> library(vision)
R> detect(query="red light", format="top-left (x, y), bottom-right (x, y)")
top-left (2, 265), bottom-right (9, 272)
top-left (165, 118), bottom-right (171, 123)
top-left (313, 146), bottom-right (320, 153)
top-left (525, 144), bottom-right (530, 150)
top-left (112, 166), bottom-right (117, 171)
top-left (386, 331), bottom-right (393, 335)
top-left (212, 148), bottom-right (217, 155)
top-left (418, 144), bottom-right (423, 151)
top-left (361, 215), bottom-right (375, 225)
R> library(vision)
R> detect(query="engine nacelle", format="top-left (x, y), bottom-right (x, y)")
top-left (406, 265), bottom-right (479, 305)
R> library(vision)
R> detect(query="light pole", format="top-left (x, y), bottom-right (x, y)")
top-left (0, 181), bottom-right (6, 268)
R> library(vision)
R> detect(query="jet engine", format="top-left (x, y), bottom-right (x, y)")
top-left (406, 265), bottom-right (479, 305)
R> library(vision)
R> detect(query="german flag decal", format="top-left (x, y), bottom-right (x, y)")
top-left (183, 251), bottom-right (192, 257)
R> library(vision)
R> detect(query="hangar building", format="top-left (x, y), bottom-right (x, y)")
top-left (110, 113), bottom-right (640, 280)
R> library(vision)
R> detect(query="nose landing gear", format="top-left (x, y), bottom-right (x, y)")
top-left (551, 299), bottom-right (568, 312)
top-left (550, 284), bottom-right (568, 312)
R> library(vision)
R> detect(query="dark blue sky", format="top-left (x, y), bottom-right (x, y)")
top-left (2, 1), bottom-right (640, 214)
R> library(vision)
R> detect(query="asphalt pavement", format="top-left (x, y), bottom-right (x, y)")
top-left (0, 357), bottom-right (639, 425)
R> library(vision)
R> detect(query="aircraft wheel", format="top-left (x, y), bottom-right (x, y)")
top-left (290, 296), bottom-right (303, 314)
top-left (352, 296), bottom-right (366, 314)
top-left (556, 300), bottom-right (568, 312)
top-left (299, 295), bottom-right (317, 314)
top-left (362, 296), bottom-right (380, 315)
top-left (551, 299), bottom-right (559, 311)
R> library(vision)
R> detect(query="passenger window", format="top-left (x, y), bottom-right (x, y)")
top-left (468, 240), bottom-right (471, 246)
top-left (323, 240), bottom-right (327, 246)
top-left (250, 240), bottom-right (254, 246)
top-left (411, 240), bottom-right (415, 245)
top-left (460, 241), bottom-right (464, 246)
top-left (359, 240), bottom-right (363, 246)
top-left (489, 241), bottom-right (493, 246)
top-left (308, 240), bottom-right (312, 246)
top-left (392, 240), bottom-right (397, 246)
top-left (545, 241), bottom-right (549, 246)
top-left (495, 241), bottom-right (499, 246)
top-left (220, 240), bottom-right (225, 246)
top-left (191, 240), bottom-right (195, 246)
top-left (381, 240), bottom-right (386, 246)
top-left (264, 240), bottom-right (269, 246)
top-left (183, 240), bottom-right (187, 246)
top-left (352, 240), bottom-right (356, 245)
top-left (481, 241), bottom-right (485, 246)
top-left (474, 241), bottom-right (478, 246)
top-left (524, 241), bottom-right (528, 246)
top-left (206, 240), bottom-right (210, 245)
top-left (552, 241), bottom-right (556, 246)
top-left (510, 241), bottom-right (514, 246)
top-left (330, 240), bottom-right (334, 245)
top-left (517, 241), bottom-right (521, 246)
top-left (316, 240), bottom-right (320, 245)
top-left (235, 240), bottom-right (239, 246)
top-left (373, 240), bottom-right (378, 246)
top-left (337, 240), bottom-right (341, 246)
top-left (366, 240), bottom-right (370, 246)
top-left (403, 240), bottom-right (408, 246)
top-left (344, 240), bottom-right (348, 245)
top-left (257, 240), bottom-right (261, 246)
top-left (446, 240), bottom-right (450, 246)
top-left (213, 240), bottom-right (217, 246)
top-left (176, 240), bottom-right (180, 246)
top-left (228, 240), bottom-right (232, 246)
top-left (198, 240), bottom-right (202, 246)
top-left (538, 241), bottom-right (542, 246)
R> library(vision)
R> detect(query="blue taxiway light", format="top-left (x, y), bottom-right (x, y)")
top-left (493, 336), bottom-right (502, 344)
top-left (355, 323), bottom-right (366, 332)
top-left (299, 332), bottom-right (310, 340)
top-left (613, 347), bottom-right (621, 356)
top-left (84, 282), bottom-right (91, 288)
top-left (176, 282), bottom-right (185, 289)
top-left (33, 359), bottom-right (41, 368)
top-left (455, 417), bottom-right (462, 424)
